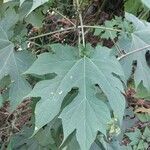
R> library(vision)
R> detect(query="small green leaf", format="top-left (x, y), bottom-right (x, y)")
top-left (136, 113), bottom-right (150, 122)
top-left (143, 127), bottom-right (150, 138)
top-left (94, 28), bottom-right (103, 36)
top-left (102, 20), bottom-right (118, 39)
top-left (94, 20), bottom-right (117, 39)
top-left (126, 129), bottom-right (142, 145)
top-left (137, 140), bottom-right (145, 150)
top-left (136, 82), bottom-right (150, 99)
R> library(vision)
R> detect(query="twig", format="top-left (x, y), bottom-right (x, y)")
top-left (29, 27), bottom-right (76, 40)
top-left (53, 8), bottom-right (76, 27)
top-left (118, 45), bottom-right (150, 61)
top-left (84, 25), bottom-right (124, 32)
top-left (0, 111), bottom-right (9, 115)
top-left (79, 14), bottom-right (85, 47)
top-left (78, 29), bottom-right (81, 56)
top-left (76, 0), bottom-right (85, 48)
top-left (27, 41), bottom-right (43, 48)
top-left (28, 25), bottom-right (124, 41)
top-left (0, 125), bottom-right (11, 131)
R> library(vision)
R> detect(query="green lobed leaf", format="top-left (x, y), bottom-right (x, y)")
top-left (94, 17), bottom-right (132, 40)
top-left (0, 26), bottom-right (34, 110)
top-left (126, 127), bottom-right (150, 149)
top-left (126, 129), bottom-right (142, 145)
top-left (117, 13), bottom-right (150, 90)
top-left (94, 20), bottom-right (117, 39)
top-left (25, 44), bottom-right (125, 150)
top-left (24, 44), bottom-right (79, 133)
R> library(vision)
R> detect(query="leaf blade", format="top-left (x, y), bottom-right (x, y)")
top-left (25, 44), bottom-right (125, 149)
top-left (0, 26), bottom-right (34, 109)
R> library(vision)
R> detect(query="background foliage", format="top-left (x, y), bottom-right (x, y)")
top-left (0, 0), bottom-right (150, 150)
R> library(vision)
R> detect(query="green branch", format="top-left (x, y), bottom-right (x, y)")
top-left (28, 26), bottom-right (124, 41)
top-left (118, 45), bottom-right (150, 61)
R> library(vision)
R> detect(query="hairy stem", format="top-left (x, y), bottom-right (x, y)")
top-left (29, 27), bottom-right (76, 40)
top-left (28, 25), bottom-right (124, 41)
top-left (84, 25), bottom-right (124, 32)
top-left (79, 13), bottom-right (85, 47)
top-left (53, 8), bottom-right (76, 27)
top-left (76, 0), bottom-right (85, 48)
top-left (118, 45), bottom-right (150, 61)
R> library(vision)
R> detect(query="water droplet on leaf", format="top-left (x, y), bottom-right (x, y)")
top-left (35, 126), bottom-right (38, 131)
top-left (59, 91), bottom-right (62, 94)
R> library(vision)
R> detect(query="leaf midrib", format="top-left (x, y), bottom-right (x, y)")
top-left (0, 45), bottom-right (13, 76)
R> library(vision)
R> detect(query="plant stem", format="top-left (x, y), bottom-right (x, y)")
top-left (28, 25), bottom-right (123, 41)
top-left (118, 45), bottom-right (150, 61)
top-left (79, 13), bottom-right (85, 47)
top-left (76, 0), bottom-right (85, 48)
top-left (78, 29), bottom-right (81, 56)
top-left (27, 41), bottom-right (43, 48)
top-left (29, 27), bottom-right (76, 40)
top-left (53, 8), bottom-right (76, 27)
top-left (84, 25), bottom-right (123, 32)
